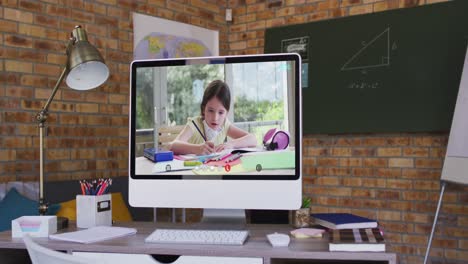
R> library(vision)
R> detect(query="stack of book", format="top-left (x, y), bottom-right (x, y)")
top-left (311, 213), bottom-right (385, 252)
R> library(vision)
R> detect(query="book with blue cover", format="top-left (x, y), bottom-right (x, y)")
top-left (311, 213), bottom-right (378, 229)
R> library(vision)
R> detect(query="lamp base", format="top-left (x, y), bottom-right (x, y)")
top-left (38, 198), bottom-right (48, 216)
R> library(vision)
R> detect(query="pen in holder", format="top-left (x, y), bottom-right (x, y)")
top-left (76, 194), bottom-right (112, 228)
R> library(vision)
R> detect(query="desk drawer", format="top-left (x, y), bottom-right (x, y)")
top-left (73, 252), bottom-right (262, 264)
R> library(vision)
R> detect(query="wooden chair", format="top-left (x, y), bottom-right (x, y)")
top-left (157, 125), bottom-right (184, 150)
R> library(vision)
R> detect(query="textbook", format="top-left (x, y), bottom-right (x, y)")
top-left (329, 228), bottom-right (386, 252)
top-left (49, 226), bottom-right (137, 244)
top-left (311, 213), bottom-right (378, 229)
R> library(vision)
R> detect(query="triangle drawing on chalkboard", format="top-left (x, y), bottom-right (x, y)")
top-left (341, 28), bottom-right (390, 71)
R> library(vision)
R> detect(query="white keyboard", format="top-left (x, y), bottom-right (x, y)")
top-left (145, 229), bottom-right (249, 245)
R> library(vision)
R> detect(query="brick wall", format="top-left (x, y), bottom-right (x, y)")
top-left (1, 0), bottom-right (466, 263)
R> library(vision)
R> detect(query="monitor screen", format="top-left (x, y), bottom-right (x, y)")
top-left (129, 53), bottom-right (302, 210)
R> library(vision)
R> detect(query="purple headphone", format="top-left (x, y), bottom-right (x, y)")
top-left (263, 128), bottom-right (290, 151)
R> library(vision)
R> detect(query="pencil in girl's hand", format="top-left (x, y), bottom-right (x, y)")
top-left (191, 120), bottom-right (207, 141)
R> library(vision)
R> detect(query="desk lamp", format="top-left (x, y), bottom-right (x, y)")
top-left (35, 25), bottom-right (109, 215)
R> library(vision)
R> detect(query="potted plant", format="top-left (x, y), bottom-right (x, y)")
top-left (292, 197), bottom-right (311, 228)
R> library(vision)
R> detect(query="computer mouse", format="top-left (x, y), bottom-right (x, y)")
top-left (267, 232), bottom-right (290, 247)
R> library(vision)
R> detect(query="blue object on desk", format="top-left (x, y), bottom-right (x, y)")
top-left (144, 148), bottom-right (174, 162)
top-left (311, 213), bottom-right (377, 229)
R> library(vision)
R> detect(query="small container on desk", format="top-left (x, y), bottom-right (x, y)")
top-left (292, 208), bottom-right (311, 228)
top-left (12, 216), bottom-right (57, 238)
top-left (76, 194), bottom-right (112, 228)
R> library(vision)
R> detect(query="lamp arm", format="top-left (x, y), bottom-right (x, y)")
top-left (36, 67), bottom-right (68, 124)
top-left (36, 36), bottom-right (74, 124)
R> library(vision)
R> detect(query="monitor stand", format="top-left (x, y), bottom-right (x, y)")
top-left (199, 209), bottom-right (246, 230)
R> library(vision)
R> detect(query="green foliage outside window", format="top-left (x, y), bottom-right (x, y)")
top-left (167, 64), bottom-right (223, 125)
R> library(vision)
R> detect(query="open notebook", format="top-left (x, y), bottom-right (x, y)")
top-left (49, 226), bottom-right (137, 244)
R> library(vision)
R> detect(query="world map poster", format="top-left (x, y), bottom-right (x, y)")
top-left (133, 13), bottom-right (219, 60)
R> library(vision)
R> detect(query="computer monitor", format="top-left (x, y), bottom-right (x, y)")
top-left (129, 53), bottom-right (302, 221)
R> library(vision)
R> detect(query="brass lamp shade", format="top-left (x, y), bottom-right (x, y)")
top-left (65, 26), bottom-right (109, 90)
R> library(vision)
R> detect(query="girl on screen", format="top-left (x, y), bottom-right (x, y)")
top-left (169, 80), bottom-right (257, 155)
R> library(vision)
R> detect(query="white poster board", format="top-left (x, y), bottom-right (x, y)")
top-left (133, 13), bottom-right (219, 60)
top-left (441, 47), bottom-right (468, 185)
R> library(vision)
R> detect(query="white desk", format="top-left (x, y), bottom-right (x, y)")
top-left (0, 222), bottom-right (397, 264)
top-left (136, 149), bottom-right (295, 176)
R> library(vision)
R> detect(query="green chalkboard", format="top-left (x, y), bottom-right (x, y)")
top-left (265, 0), bottom-right (468, 134)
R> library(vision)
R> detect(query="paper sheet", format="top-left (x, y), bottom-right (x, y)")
top-left (49, 226), bottom-right (137, 244)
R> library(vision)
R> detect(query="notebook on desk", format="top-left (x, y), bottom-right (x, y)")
top-left (49, 226), bottom-right (137, 244)
top-left (329, 228), bottom-right (386, 252)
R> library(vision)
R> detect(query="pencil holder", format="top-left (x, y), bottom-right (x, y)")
top-left (76, 194), bottom-right (112, 228)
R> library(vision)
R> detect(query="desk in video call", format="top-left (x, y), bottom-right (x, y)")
top-left (135, 150), bottom-right (295, 176)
